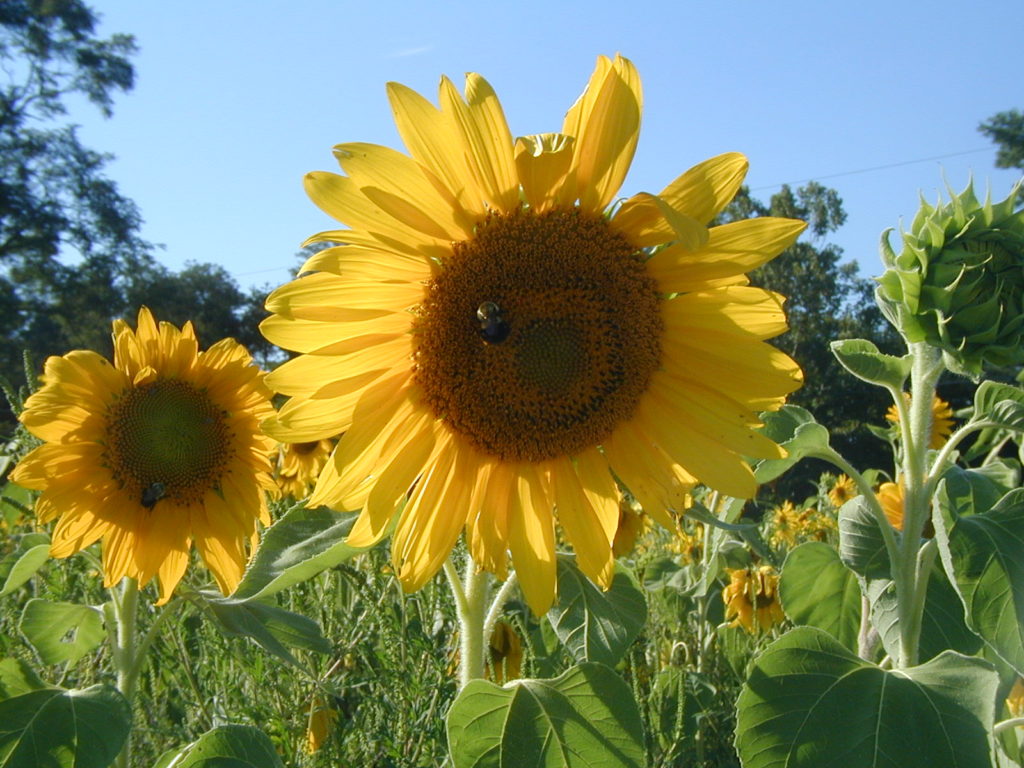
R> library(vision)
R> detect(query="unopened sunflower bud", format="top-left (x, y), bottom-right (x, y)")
top-left (876, 180), bottom-right (1024, 376)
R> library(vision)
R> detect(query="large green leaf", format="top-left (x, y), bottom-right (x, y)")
top-left (547, 556), bottom-right (646, 666)
top-left (838, 496), bottom-right (892, 579)
top-left (868, 562), bottom-right (982, 664)
top-left (231, 504), bottom-right (367, 601)
top-left (973, 381), bottom-right (1024, 431)
top-left (157, 724), bottom-right (284, 768)
top-left (0, 659), bottom-right (44, 700)
top-left (778, 542), bottom-right (861, 651)
top-left (944, 494), bottom-right (1024, 675)
top-left (937, 466), bottom-right (1009, 522)
top-left (830, 338), bottom-right (912, 388)
top-left (0, 683), bottom-right (130, 768)
top-left (0, 538), bottom-right (49, 598)
top-left (19, 599), bottom-right (105, 666)
top-left (446, 662), bottom-right (645, 768)
top-left (197, 591), bottom-right (331, 668)
top-left (755, 406), bottom-right (831, 484)
top-left (735, 627), bottom-right (998, 768)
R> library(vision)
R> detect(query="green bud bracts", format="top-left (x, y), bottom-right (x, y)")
top-left (876, 180), bottom-right (1024, 376)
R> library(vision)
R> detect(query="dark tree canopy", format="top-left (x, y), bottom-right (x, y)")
top-left (978, 109), bottom-right (1024, 172)
top-left (719, 183), bottom-right (903, 502)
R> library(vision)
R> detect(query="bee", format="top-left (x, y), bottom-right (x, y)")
top-left (476, 301), bottom-right (510, 344)
top-left (141, 481), bottom-right (166, 509)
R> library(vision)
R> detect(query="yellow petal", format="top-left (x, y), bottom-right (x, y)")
top-left (299, 244), bottom-right (431, 281)
top-left (570, 55), bottom-right (642, 212)
top-left (611, 192), bottom-right (708, 249)
top-left (649, 217), bottom-right (806, 292)
top-left (386, 80), bottom-right (485, 216)
top-left (333, 142), bottom-right (474, 240)
top-left (657, 152), bottom-right (749, 225)
top-left (259, 314), bottom-right (409, 354)
top-left (548, 456), bottom-right (613, 589)
top-left (514, 133), bottom-right (575, 211)
top-left (602, 424), bottom-right (687, 528)
top-left (574, 447), bottom-right (619, 545)
top-left (507, 464), bottom-right (556, 615)
top-left (662, 287), bottom-right (789, 341)
top-left (266, 271), bottom-right (422, 319)
top-left (439, 74), bottom-right (519, 212)
top-left (467, 456), bottom-right (513, 579)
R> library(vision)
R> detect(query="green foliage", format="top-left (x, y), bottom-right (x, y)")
top-left (837, 495), bottom-right (891, 580)
top-left (446, 663), bottom-right (645, 768)
top-left (19, 598), bottom-right (104, 666)
top-left (979, 109), bottom-right (1024, 171)
top-left (546, 556), bottom-right (646, 667)
top-left (830, 338), bottom-right (912, 389)
top-left (154, 724), bottom-right (285, 768)
top-left (735, 627), bottom-right (999, 768)
top-left (778, 542), bottom-right (861, 651)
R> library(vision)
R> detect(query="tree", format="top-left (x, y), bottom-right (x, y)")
top-left (719, 183), bottom-right (903, 502)
top-left (978, 109), bottom-right (1024, 171)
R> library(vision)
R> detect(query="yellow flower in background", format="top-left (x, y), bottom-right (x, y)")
top-left (828, 474), bottom-right (858, 508)
top-left (769, 500), bottom-right (802, 549)
top-left (1006, 678), bottom-right (1024, 720)
top-left (798, 506), bottom-right (836, 542)
top-left (261, 55), bottom-right (804, 614)
top-left (276, 439), bottom-right (334, 498)
top-left (305, 695), bottom-right (339, 754)
top-left (673, 522), bottom-right (705, 565)
top-left (11, 308), bottom-right (277, 603)
top-left (612, 499), bottom-right (651, 558)
top-left (487, 620), bottom-right (523, 684)
top-left (877, 480), bottom-right (905, 531)
top-left (723, 565), bottom-right (785, 633)
top-left (885, 394), bottom-right (955, 450)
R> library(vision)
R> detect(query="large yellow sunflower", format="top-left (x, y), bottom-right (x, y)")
top-left (11, 307), bottom-right (278, 603)
top-left (261, 55), bottom-right (804, 613)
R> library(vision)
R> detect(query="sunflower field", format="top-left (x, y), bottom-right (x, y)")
top-left (2, 53), bottom-right (1024, 768)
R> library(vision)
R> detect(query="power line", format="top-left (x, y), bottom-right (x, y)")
top-left (751, 147), bottom-right (993, 190)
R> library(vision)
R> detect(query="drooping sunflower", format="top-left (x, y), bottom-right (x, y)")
top-left (276, 439), bottom-right (334, 498)
top-left (261, 55), bottom-right (805, 613)
top-left (723, 565), bottom-right (786, 634)
top-left (11, 308), bottom-right (278, 603)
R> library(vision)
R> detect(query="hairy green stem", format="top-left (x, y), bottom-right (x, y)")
top-left (112, 577), bottom-right (140, 768)
top-left (482, 572), bottom-right (519, 653)
top-left (444, 553), bottom-right (489, 689)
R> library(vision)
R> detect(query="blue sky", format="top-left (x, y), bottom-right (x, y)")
top-left (76, 0), bottom-right (1022, 294)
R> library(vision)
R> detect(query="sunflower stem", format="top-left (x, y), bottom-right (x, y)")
top-left (482, 573), bottom-right (518, 653)
top-left (445, 553), bottom-right (489, 689)
top-left (111, 577), bottom-right (140, 768)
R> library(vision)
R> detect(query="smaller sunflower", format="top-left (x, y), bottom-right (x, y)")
top-left (276, 439), bottom-right (334, 499)
top-left (885, 394), bottom-right (955, 450)
top-left (305, 695), bottom-right (339, 754)
top-left (798, 506), bottom-right (836, 542)
top-left (672, 521), bottom-right (704, 565)
top-left (487, 620), bottom-right (523, 684)
top-left (612, 498), bottom-right (650, 558)
top-left (723, 565), bottom-right (785, 634)
top-left (769, 500), bottom-right (801, 549)
top-left (1006, 678), bottom-right (1024, 720)
top-left (828, 474), bottom-right (858, 508)
top-left (10, 308), bottom-right (277, 602)
top-left (877, 480), bottom-right (905, 531)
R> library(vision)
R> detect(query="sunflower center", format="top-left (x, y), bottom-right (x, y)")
top-left (413, 208), bottom-right (662, 463)
top-left (105, 379), bottom-right (232, 507)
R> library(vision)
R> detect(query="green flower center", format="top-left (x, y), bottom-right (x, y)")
top-left (106, 379), bottom-right (232, 507)
top-left (412, 208), bottom-right (662, 463)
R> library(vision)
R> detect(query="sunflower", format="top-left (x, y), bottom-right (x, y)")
top-left (828, 474), bottom-right (858, 508)
top-left (261, 55), bottom-right (804, 613)
top-left (276, 439), bottom-right (334, 498)
top-left (885, 394), bottom-right (955, 450)
top-left (611, 498), bottom-right (650, 557)
top-left (877, 480), bottom-right (905, 531)
top-left (10, 308), bottom-right (277, 603)
top-left (723, 565), bottom-right (785, 634)
top-left (487, 620), bottom-right (523, 684)
top-left (769, 500), bottom-right (802, 549)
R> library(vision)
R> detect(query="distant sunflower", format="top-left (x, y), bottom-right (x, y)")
top-left (612, 499), bottom-right (650, 558)
top-left (723, 565), bottom-right (785, 634)
top-left (877, 480), bottom-right (905, 531)
top-left (828, 474), bottom-right (858, 508)
top-left (885, 395), bottom-right (955, 449)
top-left (276, 439), bottom-right (334, 498)
top-left (11, 308), bottom-right (277, 603)
top-left (261, 55), bottom-right (804, 613)
top-left (769, 500), bottom-right (802, 549)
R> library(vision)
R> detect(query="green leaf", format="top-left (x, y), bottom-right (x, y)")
top-left (159, 724), bottom-right (285, 768)
top-left (830, 338), bottom-right (913, 388)
top-left (0, 684), bottom-right (130, 768)
top-left (755, 406), bottom-right (830, 483)
top-left (944, 494), bottom-right (1024, 675)
top-left (778, 542), bottom-right (861, 651)
top-left (19, 599), bottom-right (104, 666)
top-left (0, 659), bottom-right (45, 700)
top-left (837, 496), bottom-right (891, 579)
top-left (198, 592), bottom-right (331, 668)
top-left (868, 562), bottom-right (982, 664)
top-left (231, 503), bottom-right (369, 601)
top-left (936, 466), bottom-right (1007, 522)
top-left (0, 544), bottom-right (49, 597)
top-left (735, 627), bottom-right (998, 768)
top-left (446, 662), bottom-right (645, 768)
top-left (547, 556), bottom-right (646, 667)
top-left (974, 381), bottom-right (1024, 430)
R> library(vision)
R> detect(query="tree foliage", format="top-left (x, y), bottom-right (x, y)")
top-left (719, 183), bottom-right (902, 500)
top-left (978, 108), bottom-right (1024, 171)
